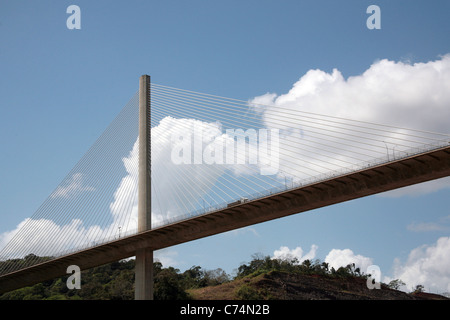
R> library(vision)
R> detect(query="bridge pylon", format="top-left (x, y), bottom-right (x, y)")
top-left (135, 75), bottom-right (153, 300)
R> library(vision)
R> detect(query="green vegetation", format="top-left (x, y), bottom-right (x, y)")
top-left (387, 279), bottom-right (406, 290)
top-left (0, 253), bottom-right (416, 300)
top-left (235, 253), bottom-right (364, 279)
top-left (235, 284), bottom-right (264, 300)
top-left (0, 257), bottom-right (230, 300)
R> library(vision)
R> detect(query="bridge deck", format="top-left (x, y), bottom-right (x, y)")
top-left (1, 145), bottom-right (450, 294)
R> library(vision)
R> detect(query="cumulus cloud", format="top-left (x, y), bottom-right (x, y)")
top-left (1, 138), bottom-right (143, 260)
top-left (272, 244), bottom-right (318, 263)
top-left (50, 173), bottom-right (95, 199)
top-left (254, 55), bottom-right (450, 132)
top-left (0, 117), bottom-right (235, 261)
top-left (251, 54), bottom-right (450, 195)
top-left (105, 138), bottom-right (139, 234)
top-left (274, 240), bottom-right (450, 294)
top-left (324, 248), bottom-right (374, 273)
top-left (0, 218), bottom-right (105, 258)
top-left (388, 237), bottom-right (450, 293)
top-left (271, 245), bottom-right (374, 272)
top-left (151, 117), bottom-right (230, 225)
top-left (107, 116), bottom-right (243, 230)
top-left (271, 244), bottom-right (373, 274)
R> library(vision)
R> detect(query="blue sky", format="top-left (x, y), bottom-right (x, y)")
top-left (1, 1), bottom-right (450, 293)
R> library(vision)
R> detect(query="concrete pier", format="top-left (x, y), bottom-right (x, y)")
top-left (134, 75), bottom-right (153, 300)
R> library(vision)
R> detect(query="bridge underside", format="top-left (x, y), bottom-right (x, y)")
top-left (1, 146), bottom-right (450, 294)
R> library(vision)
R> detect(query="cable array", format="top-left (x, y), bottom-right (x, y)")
top-left (149, 83), bottom-right (450, 221)
top-left (0, 92), bottom-right (140, 275)
top-left (1, 82), bottom-right (449, 276)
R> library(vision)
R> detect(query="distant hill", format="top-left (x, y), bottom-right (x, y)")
top-left (189, 270), bottom-right (449, 300)
top-left (1, 254), bottom-right (448, 300)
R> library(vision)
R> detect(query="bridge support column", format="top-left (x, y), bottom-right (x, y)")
top-left (135, 248), bottom-right (153, 300)
top-left (135, 75), bottom-right (153, 300)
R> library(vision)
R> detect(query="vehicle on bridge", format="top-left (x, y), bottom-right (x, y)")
top-left (227, 197), bottom-right (249, 208)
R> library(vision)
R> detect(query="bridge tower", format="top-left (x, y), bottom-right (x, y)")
top-left (135, 75), bottom-right (153, 300)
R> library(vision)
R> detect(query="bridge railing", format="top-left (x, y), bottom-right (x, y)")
top-left (166, 138), bottom-right (450, 226)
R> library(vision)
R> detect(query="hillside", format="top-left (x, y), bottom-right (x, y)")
top-left (1, 254), bottom-right (448, 300)
top-left (189, 270), bottom-right (447, 300)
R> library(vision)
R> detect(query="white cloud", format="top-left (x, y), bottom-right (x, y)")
top-left (258, 55), bottom-right (450, 132)
top-left (150, 117), bottom-right (229, 225)
top-left (251, 54), bottom-right (450, 195)
top-left (0, 117), bottom-right (236, 260)
top-left (107, 139), bottom-right (139, 233)
top-left (50, 173), bottom-right (95, 199)
top-left (226, 227), bottom-right (260, 238)
top-left (406, 214), bottom-right (450, 233)
top-left (154, 249), bottom-right (179, 267)
top-left (271, 244), bottom-right (373, 278)
top-left (0, 218), bottom-right (105, 258)
top-left (324, 248), bottom-right (373, 273)
top-left (272, 242), bottom-right (450, 294)
top-left (272, 244), bottom-right (318, 263)
top-left (389, 237), bottom-right (450, 293)
top-left (407, 222), bottom-right (449, 233)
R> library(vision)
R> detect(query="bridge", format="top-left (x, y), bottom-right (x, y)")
top-left (1, 75), bottom-right (449, 298)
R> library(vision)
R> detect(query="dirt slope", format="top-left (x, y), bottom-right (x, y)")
top-left (189, 271), bottom-right (449, 300)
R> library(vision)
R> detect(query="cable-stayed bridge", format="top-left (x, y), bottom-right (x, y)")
top-left (1, 75), bottom-right (449, 298)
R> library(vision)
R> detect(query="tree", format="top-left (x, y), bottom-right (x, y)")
top-left (387, 279), bottom-right (405, 290)
top-left (203, 268), bottom-right (230, 286)
top-left (413, 284), bottom-right (425, 293)
top-left (154, 267), bottom-right (189, 300)
top-left (182, 265), bottom-right (207, 288)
